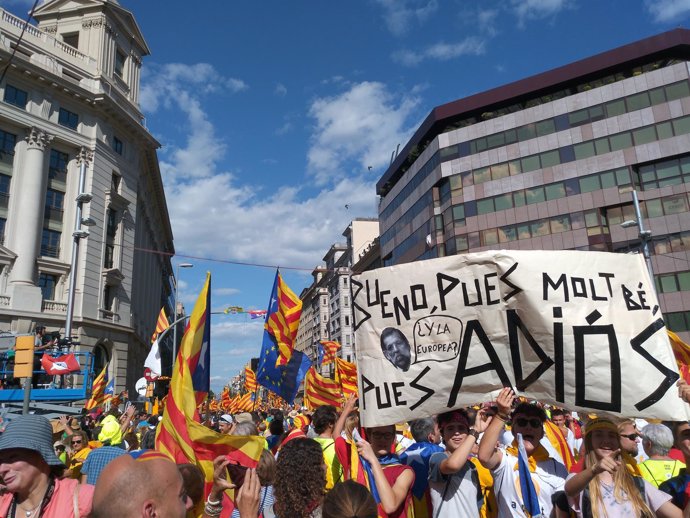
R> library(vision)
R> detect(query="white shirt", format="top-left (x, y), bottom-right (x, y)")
top-left (491, 449), bottom-right (568, 518)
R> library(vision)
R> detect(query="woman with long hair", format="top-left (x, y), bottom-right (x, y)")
top-left (564, 418), bottom-right (681, 518)
top-left (271, 438), bottom-right (325, 518)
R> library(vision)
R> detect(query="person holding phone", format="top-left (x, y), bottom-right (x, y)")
top-left (564, 418), bottom-right (681, 518)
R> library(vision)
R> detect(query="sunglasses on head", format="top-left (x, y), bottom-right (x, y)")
top-left (620, 433), bottom-right (640, 441)
top-left (515, 417), bottom-right (542, 429)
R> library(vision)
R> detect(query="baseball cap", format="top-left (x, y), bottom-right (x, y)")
top-left (219, 414), bottom-right (233, 425)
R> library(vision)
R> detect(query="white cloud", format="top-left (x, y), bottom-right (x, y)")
top-left (141, 66), bottom-right (406, 270)
top-left (375, 0), bottom-right (439, 36)
top-left (275, 83), bottom-right (288, 96)
top-left (477, 9), bottom-right (500, 37)
top-left (392, 37), bottom-right (486, 66)
top-left (645, 0), bottom-right (690, 22)
top-left (511, 0), bottom-right (571, 24)
top-left (140, 63), bottom-right (247, 114)
top-left (307, 81), bottom-right (420, 184)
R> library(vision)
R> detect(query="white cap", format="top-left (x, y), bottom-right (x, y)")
top-left (220, 414), bottom-right (233, 424)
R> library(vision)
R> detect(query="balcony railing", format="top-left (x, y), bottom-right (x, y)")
top-left (42, 300), bottom-right (67, 312)
top-left (0, 9), bottom-right (97, 71)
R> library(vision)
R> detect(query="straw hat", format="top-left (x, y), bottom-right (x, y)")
top-left (0, 415), bottom-right (64, 466)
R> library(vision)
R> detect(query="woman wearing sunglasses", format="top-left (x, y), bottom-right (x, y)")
top-left (66, 430), bottom-right (91, 480)
top-left (564, 418), bottom-right (681, 518)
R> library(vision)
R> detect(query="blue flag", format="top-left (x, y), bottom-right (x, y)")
top-left (517, 433), bottom-right (543, 518)
top-left (104, 378), bottom-right (115, 398)
top-left (256, 272), bottom-right (311, 403)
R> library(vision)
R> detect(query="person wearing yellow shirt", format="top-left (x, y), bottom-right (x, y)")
top-left (66, 430), bottom-right (92, 479)
top-left (639, 423), bottom-right (685, 487)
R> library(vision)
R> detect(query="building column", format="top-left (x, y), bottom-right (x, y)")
top-left (10, 127), bottom-right (53, 312)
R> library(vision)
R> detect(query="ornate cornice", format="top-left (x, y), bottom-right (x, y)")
top-left (25, 127), bottom-right (53, 151)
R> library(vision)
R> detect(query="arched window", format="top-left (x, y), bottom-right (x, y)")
top-left (93, 343), bottom-right (110, 374)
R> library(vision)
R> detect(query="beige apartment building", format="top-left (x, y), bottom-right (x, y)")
top-left (0, 0), bottom-right (173, 392)
top-left (377, 29), bottom-right (690, 342)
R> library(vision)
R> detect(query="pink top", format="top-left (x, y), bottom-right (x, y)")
top-left (0, 477), bottom-right (94, 518)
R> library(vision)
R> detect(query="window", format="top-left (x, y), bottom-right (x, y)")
top-left (104, 244), bottom-right (115, 269)
top-left (0, 175), bottom-right (10, 210)
top-left (40, 229), bottom-right (60, 258)
top-left (106, 210), bottom-right (118, 238)
top-left (44, 189), bottom-right (64, 223)
top-left (38, 273), bottom-right (58, 300)
top-left (0, 130), bottom-right (16, 164)
top-left (115, 49), bottom-right (126, 78)
top-left (62, 32), bottom-right (79, 49)
top-left (58, 108), bottom-right (78, 130)
top-left (113, 137), bottom-right (123, 155)
top-left (103, 285), bottom-right (115, 311)
top-left (344, 316), bottom-right (350, 326)
top-left (111, 172), bottom-right (121, 192)
top-left (0, 218), bottom-right (6, 244)
top-left (3, 85), bottom-right (27, 109)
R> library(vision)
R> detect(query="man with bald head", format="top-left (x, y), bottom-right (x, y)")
top-left (90, 451), bottom-right (191, 517)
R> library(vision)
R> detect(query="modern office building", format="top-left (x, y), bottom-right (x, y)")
top-left (296, 219), bottom-right (378, 373)
top-left (0, 1), bottom-right (174, 392)
top-left (377, 29), bottom-right (690, 342)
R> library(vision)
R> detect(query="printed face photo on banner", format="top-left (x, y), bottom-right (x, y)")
top-left (351, 249), bottom-right (690, 428)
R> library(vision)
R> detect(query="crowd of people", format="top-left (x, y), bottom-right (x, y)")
top-left (1, 383), bottom-right (690, 517)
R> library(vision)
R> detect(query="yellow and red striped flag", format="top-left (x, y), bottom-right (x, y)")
top-left (669, 330), bottom-right (690, 382)
top-left (220, 387), bottom-right (231, 409)
top-left (235, 392), bottom-right (254, 412)
top-left (319, 340), bottom-right (341, 365)
top-left (543, 419), bottom-right (575, 471)
top-left (244, 366), bottom-right (257, 393)
top-left (84, 363), bottom-right (109, 410)
top-left (156, 274), bottom-right (266, 516)
top-left (335, 357), bottom-right (358, 397)
top-left (304, 366), bottom-right (343, 410)
top-left (265, 272), bottom-right (302, 367)
top-left (151, 307), bottom-right (169, 343)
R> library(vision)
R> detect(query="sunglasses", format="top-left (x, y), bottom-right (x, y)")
top-left (71, 440), bottom-right (83, 445)
top-left (515, 417), bottom-right (542, 429)
top-left (620, 433), bottom-right (640, 441)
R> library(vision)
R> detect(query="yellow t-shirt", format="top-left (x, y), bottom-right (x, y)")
top-left (639, 459), bottom-right (686, 487)
top-left (314, 437), bottom-right (343, 491)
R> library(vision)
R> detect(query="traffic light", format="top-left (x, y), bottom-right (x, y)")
top-left (13, 335), bottom-right (34, 378)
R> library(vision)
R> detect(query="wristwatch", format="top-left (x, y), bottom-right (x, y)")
top-left (468, 428), bottom-right (480, 440)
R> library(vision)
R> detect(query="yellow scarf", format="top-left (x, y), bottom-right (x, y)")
top-left (506, 439), bottom-right (550, 472)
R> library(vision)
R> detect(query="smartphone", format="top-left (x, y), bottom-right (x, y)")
top-left (226, 463), bottom-right (248, 489)
top-left (352, 428), bottom-right (363, 443)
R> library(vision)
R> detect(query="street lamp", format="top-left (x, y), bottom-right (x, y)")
top-left (172, 262), bottom-right (193, 368)
top-left (620, 189), bottom-right (655, 294)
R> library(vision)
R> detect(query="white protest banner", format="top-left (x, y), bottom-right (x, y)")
top-left (352, 250), bottom-right (690, 427)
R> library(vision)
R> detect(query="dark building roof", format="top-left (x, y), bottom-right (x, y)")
top-left (377, 28), bottom-right (690, 196)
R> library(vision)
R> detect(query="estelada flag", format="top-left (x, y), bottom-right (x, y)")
top-left (264, 271), bottom-right (302, 366)
top-left (40, 353), bottom-right (80, 375)
top-left (156, 273), bottom-right (265, 517)
top-left (319, 340), bottom-right (341, 366)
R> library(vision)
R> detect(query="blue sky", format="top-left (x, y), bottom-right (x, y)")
top-left (8, 0), bottom-right (690, 393)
